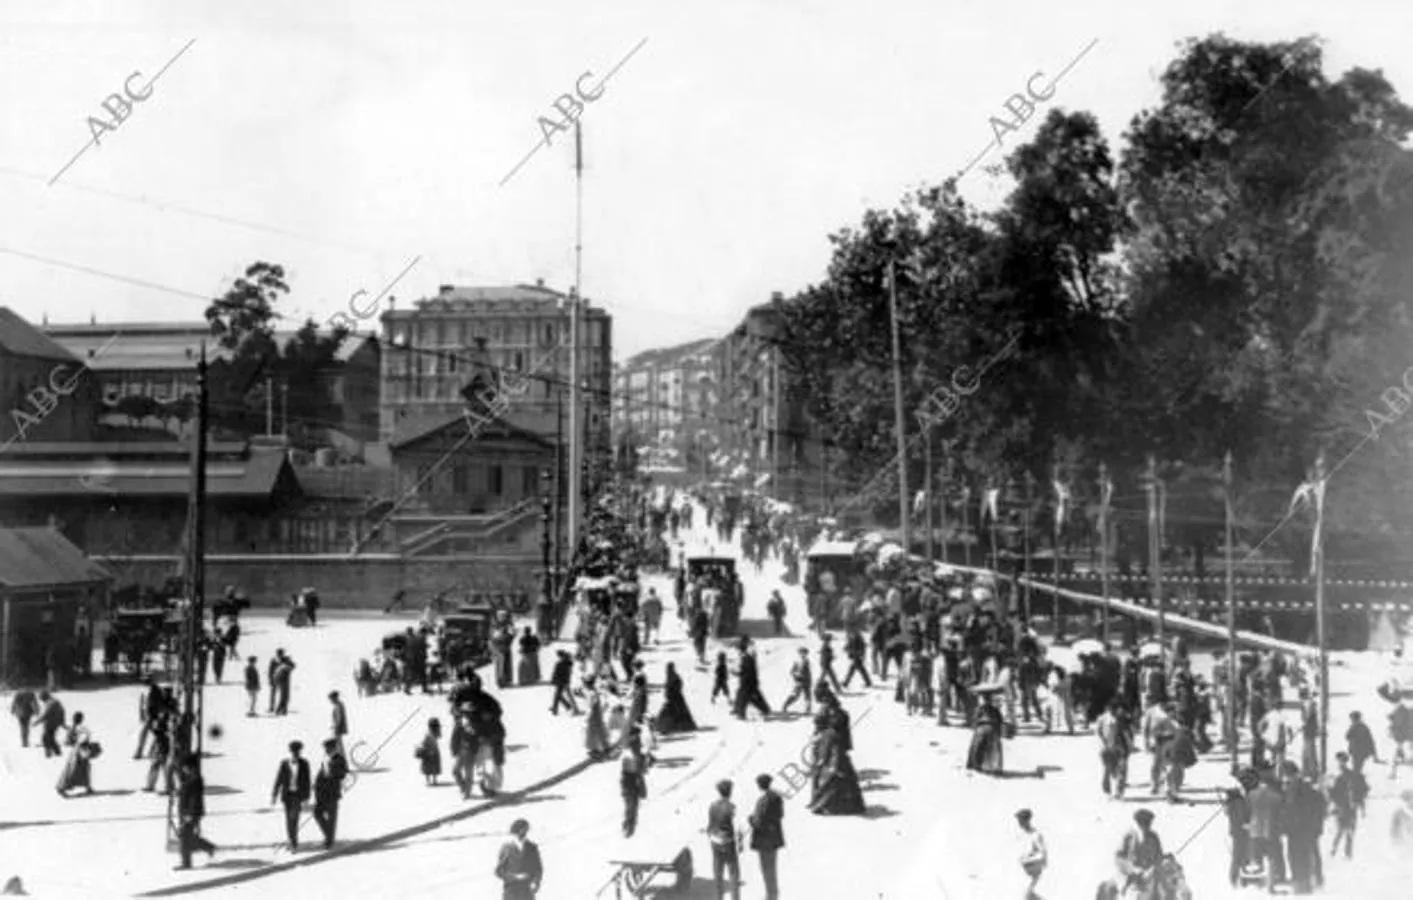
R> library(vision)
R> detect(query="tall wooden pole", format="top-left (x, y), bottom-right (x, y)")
top-left (1314, 452), bottom-right (1329, 775)
top-left (888, 262), bottom-right (910, 555)
top-left (1099, 463), bottom-right (1110, 646)
top-left (1224, 451), bottom-right (1238, 770)
top-left (924, 428), bottom-right (935, 561)
top-left (1148, 455), bottom-right (1164, 652)
top-left (567, 121), bottom-right (584, 565)
top-left (1022, 475), bottom-right (1033, 622)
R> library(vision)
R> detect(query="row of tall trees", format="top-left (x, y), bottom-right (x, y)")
top-left (776, 34), bottom-right (1413, 569)
top-left (202, 261), bottom-right (350, 447)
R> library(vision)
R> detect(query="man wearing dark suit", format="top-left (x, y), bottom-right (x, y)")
top-left (732, 640), bottom-right (770, 721)
top-left (312, 738), bottom-right (348, 850)
top-left (271, 740), bottom-right (311, 850)
top-left (748, 773), bottom-right (785, 900)
top-left (176, 753), bottom-right (216, 869)
top-left (494, 818), bottom-right (543, 899)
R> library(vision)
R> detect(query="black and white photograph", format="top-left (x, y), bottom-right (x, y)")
top-left (3, 1), bottom-right (1413, 897)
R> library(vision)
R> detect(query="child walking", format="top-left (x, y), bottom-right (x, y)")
top-left (711, 652), bottom-right (731, 705)
top-left (417, 718), bottom-right (443, 786)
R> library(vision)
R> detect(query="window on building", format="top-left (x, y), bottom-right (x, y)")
top-left (452, 464), bottom-right (469, 495)
top-left (416, 463), bottom-right (432, 494)
top-left (488, 465), bottom-right (503, 495)
top-left (522, 465), bottom-right (539, 496)
top-left (544, 324), bottom-right (555, 345)
top-left (514, 351), bottom-right (524, 371)
top-left (448, 353), bottom-right (458, 374)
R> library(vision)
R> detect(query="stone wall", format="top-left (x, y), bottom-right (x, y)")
top-left (103, 554), bottom-right (546, 609)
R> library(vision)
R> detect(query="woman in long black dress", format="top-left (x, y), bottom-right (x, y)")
top-left (517, 627), bottom-right (541, 686)
top-left (808, 687), bottom-right (865, 815)
top-left (653, 662), bottom-right (698, 733)
top-left (965, 691), bottom-right (1004, 775)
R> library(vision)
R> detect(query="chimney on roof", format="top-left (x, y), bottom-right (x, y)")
top-left (439, 285), bottom-right (454, 297)
top-left (388, 296), bottom-right (396, 311)
top-left (536, 278), bottom-right (545, 288)
top-left (770, 292), bottom-right (784, 303)
top-left (90, 312), bottom-right (96, 325)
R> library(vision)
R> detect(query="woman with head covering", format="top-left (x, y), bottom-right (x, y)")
top-left (965, 692), bottom-right (1005, 776)
top-left (807, 686), bottom-right (865, 815)
top-left (417, 717), bottom-right (442, 786)
top-left (584, 676), bottom-right (612, 761)
top-left (653, 662), bottom-right (698, 734)
top-left (56, 711), bottom-right (98, 796)
top-left (517, 627), bottom-right (541, 686)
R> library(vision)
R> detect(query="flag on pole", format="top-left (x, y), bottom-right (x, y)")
top-left (984, 486), bottom-right (1000, 522)
top-left (913, 489), bottom-right (927, 514)
top-left (575, 120), bottom-right (583, 174)
top-left (1290, 456), bottom-right (1328, 577)
top-left (1100, 468), bottom-right (1113, 514)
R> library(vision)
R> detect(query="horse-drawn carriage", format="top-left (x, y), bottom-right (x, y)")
top-left (685, 554), bottom-right (742, 637)
top-left (441, 604), bottom-right (495, 671)
top-left (107, 608), bottom-right (181, 676)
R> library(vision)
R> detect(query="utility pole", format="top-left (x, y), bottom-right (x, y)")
top-left (888, 261), bottom-right (910, 555)
top-left (924, 427), bottom-right (934, 561)
top-left (554, 386), bottom-right (564, 600)
top-left (1148, 454), bottom-right (1165, 653)
top-left (1313, 452), bottom-right (1329, 775)
top-left (265, 376), bottom-right (273, 436)
top-left (281, 382), bottom-right (288, 436)
top-left (1224, 451), bottom-right (1237, 770)
top-left (1099, 462), bottom-right (1111, 646)
top-left (567, 120), bottom-right (584, 568)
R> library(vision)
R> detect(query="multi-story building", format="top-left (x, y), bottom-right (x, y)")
top-left (378, 281), bottom-right (613, 464)
top-left (44, 320), bottom-right (381, 444)
top-left (612, 338), bottom-right (720, 473)
top-left (715, 295), bottom-right (823, 509)
top-left (1, 307), bottom-right (101, 446)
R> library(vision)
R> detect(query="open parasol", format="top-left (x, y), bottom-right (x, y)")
top-left (1139, 641), bottom-right (1164, 660)
top-left (1070, 638), bottom-right (1105, 657)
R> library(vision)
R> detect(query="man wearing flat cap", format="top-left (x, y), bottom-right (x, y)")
top-left (495, 819), bottom-right (542, 899)
top-left (271, 740), bottom-right (311, 850)
top-left (1116, 808), bottom-right (1164, 892)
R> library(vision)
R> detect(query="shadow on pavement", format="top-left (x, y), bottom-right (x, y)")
top-left (651, 757), bottom-right (692, 769)
top-left (863, 804), bottom-right (898, 819)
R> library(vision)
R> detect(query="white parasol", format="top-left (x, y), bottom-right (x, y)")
top-left (877, 543), bottom-right (906, 566)
top-left (970, 586), bottom-right (994, 603)
top-left (1139, 641), bottom-right (1164, 660)
top-left (935, 563), bottom-right (955, 578)
top-left (947, 587), bottom-right (966, 600)
top-left (1070, 638), bottom-right (1105, 657)
top-left (1047, 646), bottom-right (1081, 674)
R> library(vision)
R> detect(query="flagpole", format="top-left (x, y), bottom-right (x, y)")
top-left (1314, 452), bottom-right (1328, 775)
top-left (1098, 463), bottom-right (1110, 646)
top-left (962, 485), bottom-right (972, 567)
top-left (1224, 451), bottom-right (1237, 772)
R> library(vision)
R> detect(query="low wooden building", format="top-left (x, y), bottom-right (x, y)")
top-left (0, 526), bottom-right (112, 686)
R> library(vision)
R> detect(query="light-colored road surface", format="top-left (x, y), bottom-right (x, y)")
top-left (2, 509), bottom-right (1411, 898)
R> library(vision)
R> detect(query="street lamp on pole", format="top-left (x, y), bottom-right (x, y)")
top-left (540, 468), bottom-right (554, 633)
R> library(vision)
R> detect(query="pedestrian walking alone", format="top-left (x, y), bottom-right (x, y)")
top-left (495, 819), bottom-right (543, 899)
top-left (620, 728), bottom-right (647, 838)
top-left (244, 657), bottom-right (260, 716)
top-left (270, 741), bottom-right (311, 851)
top-left (748, 774), bottom-right (784, 900)
top-left (313, 738), bottom-right (347, 849)
top-left (711, 652), bottom-right (731, 705)
top-left (328, 691), bottom-right (349, 756)
top-left (706, 779), bottom-right (742, 900)
top-left (1016, 808), bottom-right (1047, 899)
top-left (175, 754), bottom-right (216, 869)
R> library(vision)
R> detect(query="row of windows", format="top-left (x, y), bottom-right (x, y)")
top-left (391, 320), bottom-right (609, 350)
top-left (414, 463), bottom-right (545, 498)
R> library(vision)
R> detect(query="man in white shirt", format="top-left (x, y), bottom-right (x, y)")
top-left (1016, 808), bottom-right (1047, 899)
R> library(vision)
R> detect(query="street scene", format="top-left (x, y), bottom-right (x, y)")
top-left (4, 1), bottom-right (1413, 898)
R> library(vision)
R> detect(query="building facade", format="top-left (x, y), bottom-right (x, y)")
top-left (714, 296), bottom-right (822, 509)
top-left (1, 308), bottom-right (101, 447)
top-left (612, 338), bottom-right (720, 475)
top-left (44, 320), bottom-right (382, 444)
top-left (378, 281), bottom-right (613, 465)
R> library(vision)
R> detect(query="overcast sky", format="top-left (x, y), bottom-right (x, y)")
top-left (1, 0), bottom-right (1410, 360)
